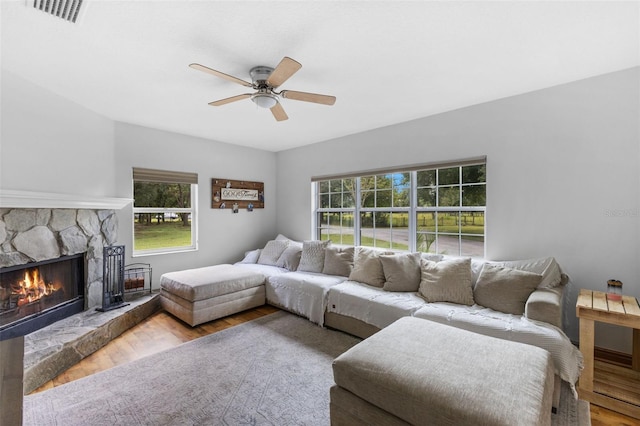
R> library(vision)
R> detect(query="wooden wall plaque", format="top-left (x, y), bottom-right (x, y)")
top-left (211, 178), bottom-right (264, 210)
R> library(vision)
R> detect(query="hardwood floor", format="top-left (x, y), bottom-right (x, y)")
top-left (31, 306), bottom-right (638, 425)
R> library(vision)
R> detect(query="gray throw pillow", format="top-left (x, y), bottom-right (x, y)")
top-left (276, 243), bottom-right (303, 271)
top-left (418, 257), bottom-right (474, 305)
top-left (349, 247), bottom-right (390, 288)
top-left (257, 240), bottom-right (289, 266)
top-left (322, 246), bottom-right (355, 277)
top-left (298, 240), bottom-right (331, 273)
top-left (380, 252), bottom-right (422, 292)
top-left (473, 264), bottom-right (543, 315)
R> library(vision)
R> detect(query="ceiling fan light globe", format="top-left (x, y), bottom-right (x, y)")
top-left (251, 93), bottom-right (278, 109)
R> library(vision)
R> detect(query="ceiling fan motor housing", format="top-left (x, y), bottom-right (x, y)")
top-left (250, 66), bottom-right (274, 86)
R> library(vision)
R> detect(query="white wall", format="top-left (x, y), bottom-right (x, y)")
top-left (276, 68), bottom-right (640, 350)
top-left (1, 70), bottom-right (116, 197)
top-left (113, 122), bottom-right (277, 284)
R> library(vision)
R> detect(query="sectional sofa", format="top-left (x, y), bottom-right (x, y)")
top-left (160, 234), bottom-right (583, 402)
top-left (230, 235), bottom-right (583, 397)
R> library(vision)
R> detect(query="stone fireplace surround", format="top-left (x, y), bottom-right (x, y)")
top-left (0, 190), bottom-right (163, 426)
top-left (0, 207), bottom-right (118, 310)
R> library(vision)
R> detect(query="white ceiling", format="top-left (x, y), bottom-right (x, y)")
top-left (2, 1), bottom-right (639, 152)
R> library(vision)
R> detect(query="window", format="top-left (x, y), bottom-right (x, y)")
top-left (132, 168), bottom-right (198, 255)
top-left (314, 159), bottom-right (485, 257)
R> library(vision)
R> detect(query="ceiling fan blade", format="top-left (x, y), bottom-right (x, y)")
top-left (270, 102), bottom-right (288, 121)
top-left (208, 94), bottom-right (252, 106)
top-left (280, 90), bottom-right (336, 106)
top-left (189, 63), bottom-right (253, 88)
top-left (266, 57), bottom-right (302, 88)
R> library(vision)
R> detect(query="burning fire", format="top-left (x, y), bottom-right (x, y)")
top-left (10, 268), bottom-right (59, 306)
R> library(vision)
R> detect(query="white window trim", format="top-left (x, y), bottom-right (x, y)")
top-left (314, 160), bottom-right (486, 256)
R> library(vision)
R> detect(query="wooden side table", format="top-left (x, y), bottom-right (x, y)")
top-left (576, 289), bottom-right (640, 419)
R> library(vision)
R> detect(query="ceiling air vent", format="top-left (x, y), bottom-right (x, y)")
top-left (31, 0), bottom-right (84, 23)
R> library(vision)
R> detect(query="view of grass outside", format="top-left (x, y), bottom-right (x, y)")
top-left (133, 216), bottom-right (192, 251)
top-left (133, 179), bottom-right (195, 253)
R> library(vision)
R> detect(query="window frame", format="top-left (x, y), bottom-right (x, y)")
top-left (132, 168), bottom-right (199, 257)
top-left (313, 158), bottom-right (486, 257)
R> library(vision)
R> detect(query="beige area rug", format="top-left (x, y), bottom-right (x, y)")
top-left (24, 311), bottom-right (589, 425)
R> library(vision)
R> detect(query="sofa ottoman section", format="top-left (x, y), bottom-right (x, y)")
top-left (160, 264), bottom-right (266, 326)
top-left (332, 316), bottom-right (554, 426)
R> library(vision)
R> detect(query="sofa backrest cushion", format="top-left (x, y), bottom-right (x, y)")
top-left (298, 240), bottom-right (331, 273)
top-left (323, 246), bottom-right (355, 277)
top-left (471, 256), bottom-right (562, 290)
top-left (349, 247), bottom-right (391, 287)
top-left (257, 240), bottom-right (290, 266)
top-left (380, 252), bottom-right (422, 292)
top-left (473, 264), bottom-right (543, 315)
top-left (418, 257), bottom-right (474, 305)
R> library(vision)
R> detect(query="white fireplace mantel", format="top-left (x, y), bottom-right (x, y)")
top-left (0, 189), bottom-right (132, 210)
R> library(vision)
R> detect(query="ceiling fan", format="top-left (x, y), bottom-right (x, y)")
top-left (189, 57), bottom-right (336, 122)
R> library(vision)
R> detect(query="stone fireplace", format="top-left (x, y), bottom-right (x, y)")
top-left (0, 189), bottom-right (132, 426)
top-left (0, 207), bottom-right (118, 310)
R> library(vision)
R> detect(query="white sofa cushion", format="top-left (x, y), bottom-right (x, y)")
top-left (327, 281), bottom-right (426, 329)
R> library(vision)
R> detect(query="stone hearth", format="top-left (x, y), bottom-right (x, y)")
top-left (24, 292), bottom-right (161, 394)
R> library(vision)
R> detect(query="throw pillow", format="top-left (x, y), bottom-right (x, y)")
top-left (276, 243), bottom-right (303, 271)
top-left (297, 240), bottom-right (331, 273)
top-left (380, 252), bottom-right (422, 292)
top-left (257, 240), bottom-right (290, 266)
top-left (238, 249), bottom-right (261, 264)
top-left (502, 257), bottom-right (562, 289)
top-left (349, 247), bottom-right (390, 288)
top-left (473, 264), bottom-right (543, 315)
top-left (322, 246), bottom-right (355, 277)
top-left (418, 257), bottom-right (474, 305)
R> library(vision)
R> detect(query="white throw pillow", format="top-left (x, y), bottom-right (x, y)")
top-left (418, 257), bottom-right (474, 305)
top-left (257, 240), bottom-right (290, 266)
top-left (238, 249), bottom-right (261, 264)
top-left (298, 240), bottom-right (331, 273)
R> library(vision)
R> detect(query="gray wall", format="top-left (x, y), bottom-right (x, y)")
top-left (1, 70), bottom-right (116, 197)
top-left (276, 67), bottom-right (640, 350)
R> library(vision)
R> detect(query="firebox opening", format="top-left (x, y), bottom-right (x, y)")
top-left (0, 253), bottom-right (85, 341)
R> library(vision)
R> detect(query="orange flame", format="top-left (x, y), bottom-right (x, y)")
top-left (12, 268), bottom-right (59, 306)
